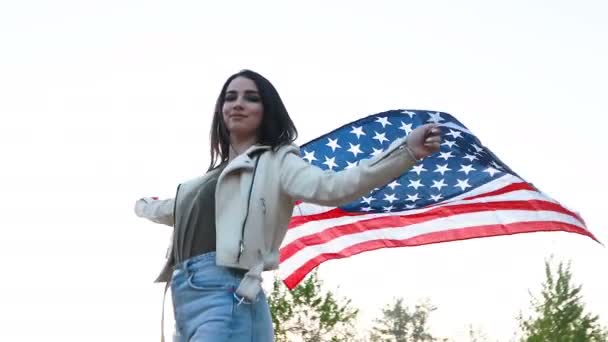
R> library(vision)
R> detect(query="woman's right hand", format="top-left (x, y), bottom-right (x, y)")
top-left (406, 124), bottom-right (442, 159)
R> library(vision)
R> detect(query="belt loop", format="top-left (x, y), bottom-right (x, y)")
top-left (181, 258), bottom-right (189, 274)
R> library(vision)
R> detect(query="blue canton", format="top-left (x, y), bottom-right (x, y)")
top-left (299, 109), bottom-right (518, 213)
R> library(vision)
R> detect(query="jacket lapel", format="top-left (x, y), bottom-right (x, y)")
top-left (220, 144), bottom-right (271, 176)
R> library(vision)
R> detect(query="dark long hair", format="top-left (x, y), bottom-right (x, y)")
top-left (208, 69), bottom-right (298, 171)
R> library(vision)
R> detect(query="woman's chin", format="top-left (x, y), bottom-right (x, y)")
top-left (228, 128), bottom-right (257, 140)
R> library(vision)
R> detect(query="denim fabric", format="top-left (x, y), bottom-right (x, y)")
top-left (171, 252), bottom-right (274, 342)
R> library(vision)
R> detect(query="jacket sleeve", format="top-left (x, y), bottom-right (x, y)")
top-left (279, 137), bottom-right (418, 206)
top-left (134, 197), bottom-right (175, 227)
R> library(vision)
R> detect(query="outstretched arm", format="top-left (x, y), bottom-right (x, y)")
top-left (134, 197), bottom-right (175, 227)
top-left (280, 124), bottom-right (441, 206)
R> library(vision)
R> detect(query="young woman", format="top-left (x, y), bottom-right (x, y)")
top-left (135, 69), bottom-right (442, 342)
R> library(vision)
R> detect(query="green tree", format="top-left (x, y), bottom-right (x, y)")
top-left (268, 270), bottom-right (359, 342)
top-left (370, 297), bottom-right (437, 342)
top-left (518, 258), bottom-right (608, 342)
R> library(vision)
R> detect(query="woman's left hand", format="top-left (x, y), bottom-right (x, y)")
top-left (406, 124), bottom-right (442, 159)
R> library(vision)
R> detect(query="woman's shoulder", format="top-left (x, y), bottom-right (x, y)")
top-left (272, 142), bottom-right (300, 156)
top-left (181, 165), bottom-right (223, 186)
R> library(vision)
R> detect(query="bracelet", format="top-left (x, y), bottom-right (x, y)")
top-left (403, 144), bottom-right (420, 161)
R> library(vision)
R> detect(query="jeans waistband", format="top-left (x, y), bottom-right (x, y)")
top-left (173, 252), bottom-right (247, 277)
top-left (175, 251), bottom-right (217, 272)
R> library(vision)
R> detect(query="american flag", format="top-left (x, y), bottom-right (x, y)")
top-left (278, 109), bottom-right (598, 289)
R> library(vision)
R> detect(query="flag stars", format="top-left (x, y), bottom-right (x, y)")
top-left (350, 126), bottom-right (366, 139)
top-left (399, 121), bottom-right (413, 135)
top-left (458, 164), bottom-right (476, 175)
top-left (371, 147), bottom-right (384, 157)
top-left (376, 117), bottom-right (392, 128)
top-left (347, 143), bottom-right (364, 157)
top-left (298, 113), bottom-right (516, 220)
top-left (323, 156), bottom-right (338, 170)
top-left (325, 138), bottom-right (341, 152)
top-left (406, 193), bottom-right (420, 202)
top-left (302, 150), bottom-right (317, 163)
top-left (434, 164), bottom-right (452, 175)
top-left (360, 196), bottom-right (375, 205)
top-left (484, 166), bottom-right (500, 177)
top-left (431, 179), bottom-right (447, 191)
top-left (401, 110), bottom-right (416, 118)
top-left (446, 129), bottom-right (463, 139)
top-left (294, 112), bottom-right (529, 224)
top-left (383, 205), bottom-right (395, 212)
top-left (455, 179), bottom-right (472, 191)
top-left (463, 154), bottom-right (478, 162)
top-left (384, 193), bottom-right (398, 204)
top-left (373, 131), bottom-right (389, 144)
top-left (408, 179), bottom-right (424, 190)
top-left (427, 112), bottom-right (445, 123)
top-left (438, 151), bottom-right (454, 160)
top-left (441, 140), bottom-right (457, 148)
top-left (411, 164), bottom-right (428, 175)
top-left (472, 144), bottom-right (484, 153)
top-left (388, 180), bottom-right (401, 190)
top-left (430, 193), bottom-right (444, 202)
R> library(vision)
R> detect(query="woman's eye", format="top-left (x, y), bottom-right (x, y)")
top-left (245, 95), bottom-right (260, 102)
top-left (225, 94), bottom-right (236, 101)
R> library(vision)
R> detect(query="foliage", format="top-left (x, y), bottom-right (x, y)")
top-left (517, 258), bottom-right (608, 342)
top-left (268, 270), bottom-right (359, 342)
top-left (370, 297), bottom-right (438, 342)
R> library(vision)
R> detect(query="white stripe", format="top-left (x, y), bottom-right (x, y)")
top-left (279, 209), bottom-right (585, 279)
top-left (283, 187), bottom-right (558, 247)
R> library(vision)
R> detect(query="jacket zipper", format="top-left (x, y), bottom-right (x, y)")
top-left (237, 154), bottom-right (262, 263)
top-left (172, 184), bottom-right (181, 261)
top-left (173, 184), bottom-right (181, 227)
top-left (369, 143), bottom-right (411, 166)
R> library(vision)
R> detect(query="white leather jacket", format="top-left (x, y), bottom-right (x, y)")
top-left (135, 136), bottom-right (417, 300)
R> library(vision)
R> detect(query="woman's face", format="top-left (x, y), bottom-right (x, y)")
top-left (222, 76), bottom-right (264, 142)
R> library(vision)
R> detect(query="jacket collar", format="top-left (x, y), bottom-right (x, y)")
top-left (221, 144), bottom-right (271, 176)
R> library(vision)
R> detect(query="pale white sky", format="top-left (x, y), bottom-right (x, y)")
top-left (1, 1), bottom-right (607, 341)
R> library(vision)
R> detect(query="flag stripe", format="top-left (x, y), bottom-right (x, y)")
top-left (289, 207), bottom-right (363, 228)
top-left (281, 221), bottom-right (592, 289)
top-left (279, 210), bottom-right (586, 279)
top-left (279, 199), bottom-right (582, 262)
top-left (283, 186), bottom-right (566, 247)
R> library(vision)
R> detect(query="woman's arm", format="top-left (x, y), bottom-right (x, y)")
top-left (134, 197), bottom-right (175, 227)
top-left (279, 124), bottom-right (440, 206)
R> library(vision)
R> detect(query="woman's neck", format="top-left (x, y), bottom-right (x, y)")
top-left (228, 135), bottom-right (258, 162)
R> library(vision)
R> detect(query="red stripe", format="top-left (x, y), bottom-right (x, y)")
top-left (282, 221), bottom-right (595, 289)
top-left (280, 199), bottom-right (581, 262)
top-left (289, 207), bottom-right (359, 228)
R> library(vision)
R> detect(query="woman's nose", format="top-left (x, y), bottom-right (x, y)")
top-left (233, 96), bottom-right (244, 109)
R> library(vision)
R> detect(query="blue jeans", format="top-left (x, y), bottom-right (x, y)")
top-left (171, 252), bottom-right (274, 342)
